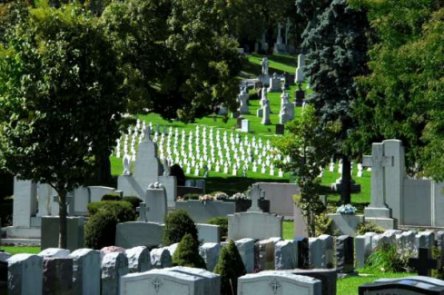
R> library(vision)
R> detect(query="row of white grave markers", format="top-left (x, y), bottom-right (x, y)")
top-left (113, 121), bottom-right (287, 178)
top-left (326, 159), bottom-right (371, 178)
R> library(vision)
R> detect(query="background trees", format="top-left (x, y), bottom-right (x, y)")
top-left (352, 0), bottom-right (443, 178)
top-left (0, 2), bottom-right (125, 247)
top-left (296, 0), bottom-right (370, 204)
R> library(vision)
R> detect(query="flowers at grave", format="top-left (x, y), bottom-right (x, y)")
top-left (199, 194), bottom-right (214, 202)
top-left (229, 192), bottom-right (249, 200)
top-left (336, 204), bottom-right (357, 215)
top-left (213, 192), bottom-right (229, 200)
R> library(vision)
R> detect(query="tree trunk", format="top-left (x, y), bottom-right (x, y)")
top-left (95, 150), bottom-right (112, 186)
top-left (57, 190), bottom-right (68, 249)
top-left (340, 155), bottom-right (351, 205)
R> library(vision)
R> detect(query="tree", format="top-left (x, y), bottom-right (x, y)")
top-left (296, 0), bottom-right (370, 204)
top-left (163, 209), bottom-right (198, 246)
top-left (351, 0), bottom-right (443, 177)
top-left (0, 2), bottom-right (125, 248)
top-left (100, 0), bottom-right (243, 122)
top-left (172, 233), bottom-right (206, 269)
top-left (213, 240), bottom-right (246, 295)
top-left (275, 105), bottom-right (335, 236)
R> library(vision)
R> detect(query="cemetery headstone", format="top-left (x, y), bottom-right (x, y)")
top-left (125, 246), bottom-right (151, 273)
top-left (8, 254), bottom-right (43, 295)
top-left (199, 243), bottom-right (220, 272)
top-left (115, 222), bottom-right (164, 249)
top-left (408, 248), bottom-right (438, 276)
top-left (150, 248), bottom-right (173, 269)
top-left (275, 240), bottom-right (297, 270)
top-left (294, 236), bottom-right (309, 269)
top-left (238, 271), bottom-right (322, 295)
top-left (359, 276), bottom-right (444, 295)
top-left (291, 268), bottom-right (337, 295)
top-left (41, 216), bottom-right (84, 251)
top-left (336, 235), bottom-right (354, 273)
top-left (144, 182), bottom-right (167, 223)
top-left (42, 257), bottom-right (73, 295)
top-left (235, 238), bottom-right (256, 273)
top-left (101, 252), bottom-right (129, 295)
top-left (70, 248), bottom-right (101, 295)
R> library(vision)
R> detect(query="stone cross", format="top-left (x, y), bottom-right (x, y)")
top-left (269, 278), bottom-right (281, 295)
top-left (408, 247), bottom-right (437, 276)
top-left (362, 143), bottom-right (394, 208)
top-left (136, 202), bottom-right (148, 222)
top-left (247, 184), bottom-right (263, 212)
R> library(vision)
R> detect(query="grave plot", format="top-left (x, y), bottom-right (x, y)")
top-left (112, 122), bottom-right (287, 178)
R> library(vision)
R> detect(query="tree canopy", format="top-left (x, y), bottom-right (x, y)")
top-left (296, 0), bottom-right (370, 203)
top-left (0, 2), bottom-right (125, 247)
top-left (352, 0), bottom-right (443, 178)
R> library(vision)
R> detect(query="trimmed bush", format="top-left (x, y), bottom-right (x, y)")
top-left (214, 240), bottom-right (246, 295)
top-left (101, 194), bottom-right (122, 201)
top-left (207, 217), bottom-right (228, 241)
top-left (84, 211), bottom-right (118, 249)
top-left (172, 233), bottom-right (206, 269)
top-left (87, 200), bottom-right (135, 222)
top-left (122, 196), bottom-right (142, 210)
top-left (163, 209), bottom-right (197, 246)
top-left (356, 222), bottom-right (384, 235)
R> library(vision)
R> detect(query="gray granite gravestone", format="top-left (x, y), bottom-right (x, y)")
top-left (8, 254), bottom-right (43, 295)
top-left (42, 257), bottom-right (73, 295)
top-left (199, 243), bottom-right (220, 272)
top-left (235, 238), bottom-right (256, 273)
top-left (238, 271), bottom-right (322, 295)
top-left (115, 221), bottom-right (164, 249)
top-left (275, 240), bottom-right (297, 270)
top-left (70, 248), bottom-right (101, 295)
top-left (150, 248), bottom-right (172, 269)
top-left (125, 246), bottom-right (151, 273)
top-left (101, 252), bottom-right (129, 295)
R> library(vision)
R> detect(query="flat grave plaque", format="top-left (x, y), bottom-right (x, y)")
top-left (359, 276), bottom-right (444, 295)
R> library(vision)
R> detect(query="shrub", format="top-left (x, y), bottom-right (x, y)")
top-left (207, 217), bottom-right (228, 241)
top-left (163, 209), bottom-right (197, 246)
top-left (314, 213), bottom-right (334, 236)
top-left (363, 243), bottom-right (411, 273)
top-left (214, 240), bottom-right (246, 295)
top-left (101, 194), bottom-right (122, 201)
top-left (84, 211), bottom-right (118, 249)
top-left (172, 233), bottom-right (206, 269)
top-left (356, 222), bottom-right (385, 235)
top-left (87, 201), bottom-right (135, 222)
top-left (122, 196), bottom-right (142, 210)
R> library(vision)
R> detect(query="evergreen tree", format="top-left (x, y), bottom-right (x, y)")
top-left (214, 240), bottom-right (246, 295)
top-left (172, 233), bottom-right (206, 269)
top-left (163, 209), bottom-right (198, 246)
top-left (296, 0), bottom-right (370, 204)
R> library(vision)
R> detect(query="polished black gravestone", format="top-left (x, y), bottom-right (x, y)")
top-left (408, 247), bottom-right (438, 276)
top-left (359, 276), bottom-right (444, 295)
top-left (275, 124), bottom-right (284, 135)
top-left (294, 236), bottom-right (309, 269)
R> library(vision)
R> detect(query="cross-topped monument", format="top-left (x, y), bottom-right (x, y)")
top-left (362, 142), bottom-right (396, 229)
top-left (247, 184), bottom-right (264, 212)
top-left (408, 248), bottom-right (438, 276)
top-left (362, 142), bottom-right (394, 209)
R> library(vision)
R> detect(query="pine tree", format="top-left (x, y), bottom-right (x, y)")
top-left (214, 240), bottom-right (246, 295)
top-left (172, 233), bottom-right (206, 269)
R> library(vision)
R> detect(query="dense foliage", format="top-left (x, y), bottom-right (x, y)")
top-left (213, 240), bottom-right (246, 295)
top-left (296, 0), bottom-right (370, 204)
top-left (163, 209), bottom-right (198, 246)
top-left (275, 105), bottom-right (333, 236)
top-left (84, 211), bottom-right (119, 249)
top-left (0, 2), bottom-right (125, 247)
top-left (352, 0), bottom-right (443, 178)
top-left (172, 233), bottom-right (207, 269)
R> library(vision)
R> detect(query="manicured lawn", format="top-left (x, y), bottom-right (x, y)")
top-left (0, 246), bottom-right (40, 255)
top-left (337, 271), bottom-right (414, 295)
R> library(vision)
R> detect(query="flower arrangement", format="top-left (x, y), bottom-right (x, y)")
top-left (199, 194), bottom-right (214, 201)
top-left (214, 192), bottom-right (229, 200)
top-left (336, 204), bottom-right (357, 215)
top-left (229, 192), bottom-right (250, 200)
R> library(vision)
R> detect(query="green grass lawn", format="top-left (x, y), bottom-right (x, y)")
top-left (0, 246), bottom-right (40, 255)
top-left (337, 272), bottom-right (414, 295)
